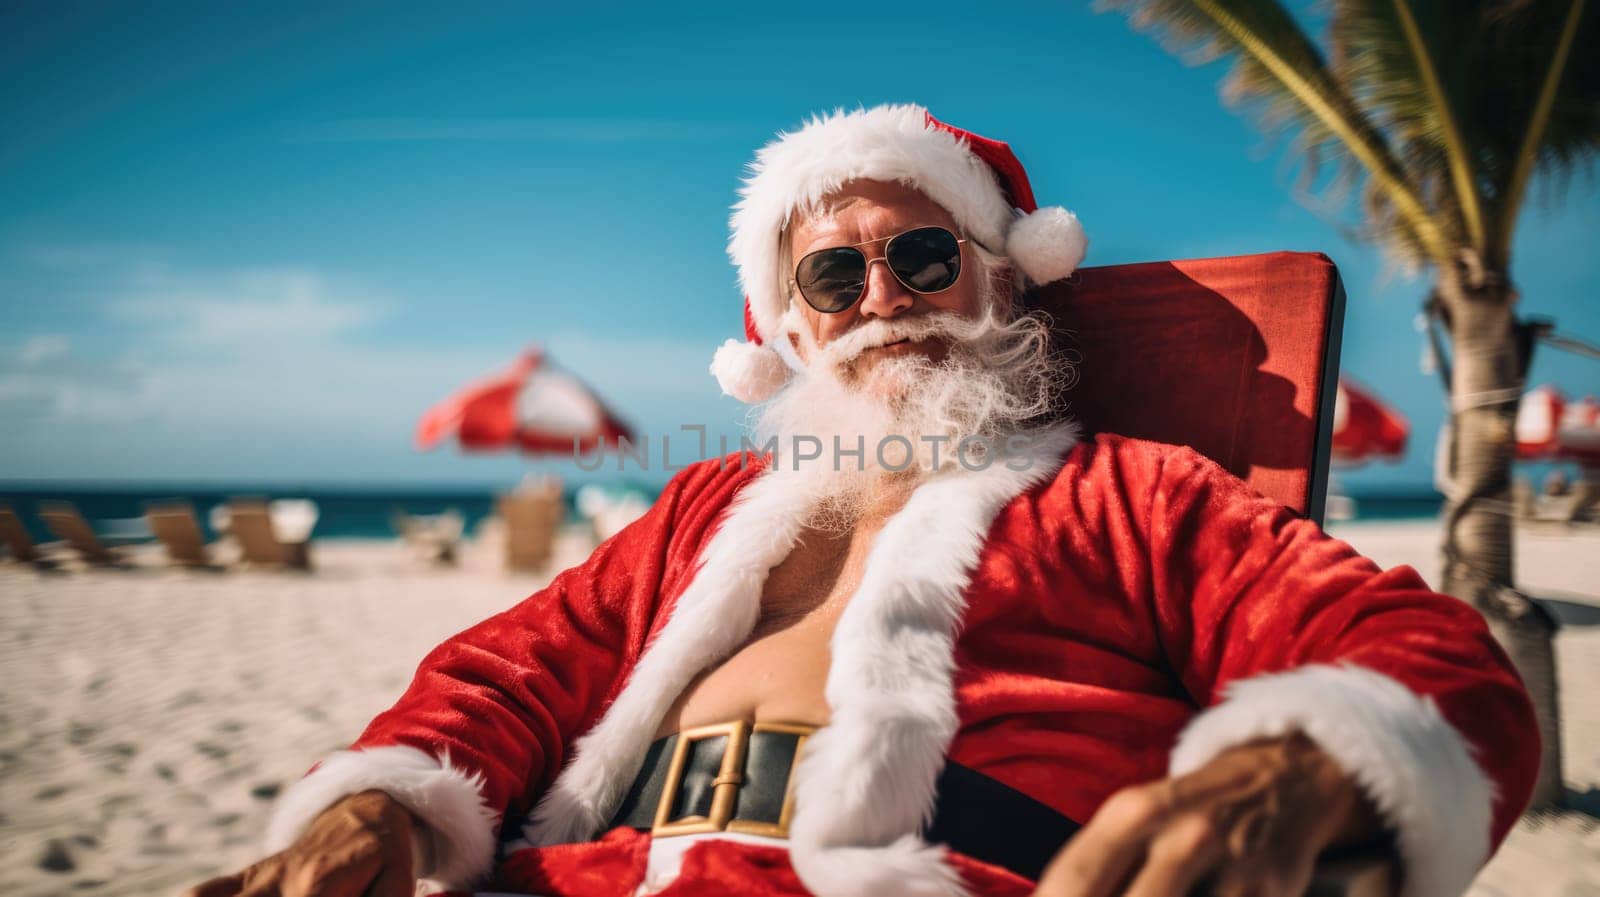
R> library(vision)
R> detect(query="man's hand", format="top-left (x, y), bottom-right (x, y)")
top-left (1033, 733), bottom-right (1385, 897)
top-left (183, 790), bottom-right (419, 897)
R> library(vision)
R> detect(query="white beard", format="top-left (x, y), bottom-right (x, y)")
top-left (751, 306), bottom-right (1067, 533)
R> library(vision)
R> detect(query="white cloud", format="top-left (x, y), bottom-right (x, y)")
top-left (0, 335), bottom-right (159, 423)
top-left (0, 253), bottom-right (737, 482)
top-left (17, 334), bottom-right (69, 365)
top-left (114, 267), bottom-right (384, 346)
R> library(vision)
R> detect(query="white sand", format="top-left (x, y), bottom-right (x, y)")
top-left (0, 521), bottom-right (1594, 897)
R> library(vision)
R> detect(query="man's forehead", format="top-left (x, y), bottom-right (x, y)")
top-left (789, 179), bottom-right (958, 247)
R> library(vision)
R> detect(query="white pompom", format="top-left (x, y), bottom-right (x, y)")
top-left (710, 339), bottom-right (791, 403)
top-left (1005, 206), bottom-right (1088, 286)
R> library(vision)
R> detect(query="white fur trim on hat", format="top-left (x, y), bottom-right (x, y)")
top-left (1007, 206), bottom-right (1087, 286)
top-left (730, 104), bottom-right (1016, 345)
top-left (711, 338), bottom-right (791, 403)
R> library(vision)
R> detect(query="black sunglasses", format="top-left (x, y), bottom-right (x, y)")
top-left (792, 225), bottom-right (967, 314)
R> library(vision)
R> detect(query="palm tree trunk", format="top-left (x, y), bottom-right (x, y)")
top-left (1436, 260), bottom-right (1564, 808)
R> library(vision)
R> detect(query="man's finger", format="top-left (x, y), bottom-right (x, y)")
top-left (182, 871), bottom-right (246, 897)
top-left (1033, 785), bottom-right (1172, 897)
top-left (1122, 813), bottom-right (1223, 897)
top-left (1209, 856), bottom-right (1312, 897)
top-left (234, 877), bottom-right (284, 897)
top-left (362, 860), bottom-right (415, 897)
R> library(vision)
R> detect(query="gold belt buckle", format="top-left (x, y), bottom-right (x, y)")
top-left (651, 720), bottom-right (813, 839)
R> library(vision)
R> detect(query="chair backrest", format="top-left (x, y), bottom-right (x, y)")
top-left (38, 500), bottom-right (116, 564)
top-left (0, 504), bottom-right (38, 562)
top-left (1028, 251), bottom-right (1345, 523)
top-left (498, 491), bottom-right (565, 571)
top-left (146, 502), bottom-right (209, 567)
top-left (227, 501), bottom-right (286, 566)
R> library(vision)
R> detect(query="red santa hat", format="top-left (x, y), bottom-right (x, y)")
top-left (711, 103), bottom-right (1088, 403)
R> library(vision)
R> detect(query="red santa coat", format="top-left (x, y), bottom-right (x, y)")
top-left (265, 424), bottom-right (1537, 897)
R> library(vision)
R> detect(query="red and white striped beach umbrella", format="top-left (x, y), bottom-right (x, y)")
top-left (1331, 379), bottom-right (1409, 465)
top-left (1515, 385), bottom-right (1566, 460)
top-left (416, 348), bottom-right (633, 455)
top-left (1556, 395), bottom-right (1600, 467)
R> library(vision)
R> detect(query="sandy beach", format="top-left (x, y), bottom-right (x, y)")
top-left (0, 521), bottom-right (1594, 897)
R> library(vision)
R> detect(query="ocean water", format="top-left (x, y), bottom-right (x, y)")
top-left (0, 486), bottom-right (577, 543)
top-left (0, 484), bottom-right (1444, 544)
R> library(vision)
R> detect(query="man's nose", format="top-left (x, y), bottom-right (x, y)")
top-left (856, 257), bottom-right (914, 319)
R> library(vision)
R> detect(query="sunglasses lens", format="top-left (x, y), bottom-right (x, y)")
top-left (887, 226), bottom-right (962, 293)
top-left (795, 247), bottom-right (866, 312)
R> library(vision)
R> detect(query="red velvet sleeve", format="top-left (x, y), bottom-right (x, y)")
top-left (1136, 441), bottom-right (1538, 882)
top-left (350, 462), bottom-right (730, 828)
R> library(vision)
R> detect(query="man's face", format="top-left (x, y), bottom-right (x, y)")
top-left (786, 179), bottom-right (993, 395)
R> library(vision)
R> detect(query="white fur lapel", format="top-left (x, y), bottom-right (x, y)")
top-left (520, 463), bottom-right (815, 846)
top-left (786, 421), bottom-right (1078, 896)
top-left (521, 421), bottom-right (1080, 897)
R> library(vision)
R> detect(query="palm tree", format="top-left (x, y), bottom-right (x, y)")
top-left (1099, 0), bottom-right (1597, 807)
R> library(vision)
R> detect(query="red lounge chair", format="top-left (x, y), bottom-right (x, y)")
top-left (1034, 250), bottom-right (1344, 523)
top-left (1038, 252), bottom-right (1400, 894)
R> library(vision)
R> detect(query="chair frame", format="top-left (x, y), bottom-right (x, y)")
top-left (1306, 275), bottom-right (1347, 526)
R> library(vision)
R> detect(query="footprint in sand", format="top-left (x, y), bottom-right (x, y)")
top-left (168, 690), bottom-right (203, 710)
top-left (38, 839), bottom-right (75, 873)
top-left (35, 784), bottom-right (71, 801)
top-left (250, 782), bottom-right (281, 801)
top-left (66, 722), bottom-right (99, 746)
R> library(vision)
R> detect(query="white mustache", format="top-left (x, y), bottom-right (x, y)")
top-left (818, 313), bottom-right (968, 368)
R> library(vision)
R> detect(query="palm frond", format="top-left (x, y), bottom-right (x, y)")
top-left (1491, 0), bottom-right (1594, 265)
top-left (1331, 0), bottom-right (1485, 249)
top-left (1098, 0), bottom-right (1454, 263)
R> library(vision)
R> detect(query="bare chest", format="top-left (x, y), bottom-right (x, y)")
top-left (651, 527), bottom-right (874, 739)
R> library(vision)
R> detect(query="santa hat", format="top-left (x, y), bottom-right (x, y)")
top-left (711, 103), bottom-right (1088, 403)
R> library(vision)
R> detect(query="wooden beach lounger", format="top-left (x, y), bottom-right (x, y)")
top-left (392, 509), bottom-right (465, 565)
top-left (498, 486), bottom-right (564, 572)
top-left (224, 495), bottom-right (313, 566)
top-left (38, 501), bottom-right (119, 566)
top-left (144, 501), bottom-right (212, 568)
top-left (1, 503), bottom-right (44, 564)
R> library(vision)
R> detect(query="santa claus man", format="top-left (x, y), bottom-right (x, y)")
top-left (187, 105), bottom-right (1537, 897)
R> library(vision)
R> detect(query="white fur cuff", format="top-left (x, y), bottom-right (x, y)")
top-left (1170, 664), bottom-right (1493, 897)
top-left (264, 745), bottom-right (498, 891)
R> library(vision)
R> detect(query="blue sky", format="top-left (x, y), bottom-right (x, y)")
top-left (2, 1), bottom-right (1596, 489)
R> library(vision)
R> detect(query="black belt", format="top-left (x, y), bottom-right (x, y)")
top-left (606, 721), bottom-right (1080, 881)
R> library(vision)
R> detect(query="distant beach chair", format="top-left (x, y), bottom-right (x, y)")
top-left (498, 481), bottom-right (564, 572)
top-left (1562, 473), bottom-right (1600, 524)
top-left (575, 484), bottom-right (652, 542)
top-left (144, 501), bottom-right (213, 568)
top-left (1, 503), bottom-right (44, 564)
top-left (224, 499), bottom-right (317, 570)
top-left (392, 508), bottom-right (465, 565)
top-left (38, 501), bottom-right (120, 566)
